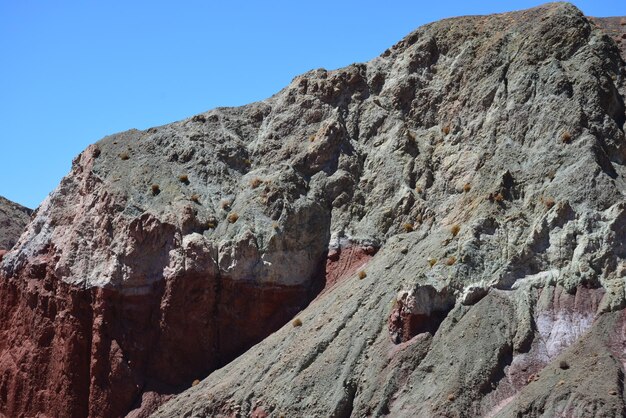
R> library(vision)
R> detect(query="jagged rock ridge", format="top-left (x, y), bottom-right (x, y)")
top-left (1, 2), bottom-right (626, 418)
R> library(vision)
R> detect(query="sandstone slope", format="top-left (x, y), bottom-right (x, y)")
top-left (1, 2), bottom-right (626, 418)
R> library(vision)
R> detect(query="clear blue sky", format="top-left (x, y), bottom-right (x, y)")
top-left (1, 1), bottom-right (624, 208)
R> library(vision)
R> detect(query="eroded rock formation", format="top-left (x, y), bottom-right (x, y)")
top-left (1, 3), bottom-right (626, 418)
top-left (0, 196), bottom-right (31, 258)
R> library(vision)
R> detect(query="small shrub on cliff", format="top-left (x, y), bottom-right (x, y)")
top-left (292, 318), bottom-right (303, 327)
top-left (428, 258), bottom-right (437, 267)
top-left (227, 212), bottom-right (239, 223)
top-left (119, 152), bottom-right (130, 160)
top-left (463, 183), bottom-right (471, 193)
top-left (190, 194), bottom-right (200, 204)
top-left (445, 256), bottom-right (456, 266)
top-left (559, 360), bottom-right (569, 370)
top-left (192, 379), bottom-right (200, 386)
top-left (488, 192), bottom-right (504, 203)
top-left (442, 124), bottom-right (451, 135)
top-left (151, 184), bottom-right (160, 196)
top-left (450, 224), bottom-right (460, 237)
top-left (541, 196), bottom-right (556, 209)
top-left (249, 177), bottom-right (263, 189)
top-left (178, 174), bottom-right (189, 184)
top-left (403, 223), bottom-right (414, 232)
top-left (221, 199), bottom-right (231, 210)
top-left (358, 270), bottom-right (367, 280)
top-left (561, 131), bottom-right (572, 144)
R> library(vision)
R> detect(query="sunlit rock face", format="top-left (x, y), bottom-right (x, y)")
top-left (0, 196), bottom-right (31, 254)
top-left (2, 3), bottom-right (626, 417)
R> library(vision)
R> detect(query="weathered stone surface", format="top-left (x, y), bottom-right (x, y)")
top-left (152, 4), bottom-right (626, 418)
top-left (1, 2), bottom-right (626, 418)
top-left (0, 196), bottom-right (31, 253)
top-left (592, 16), bottom-right (626, 60)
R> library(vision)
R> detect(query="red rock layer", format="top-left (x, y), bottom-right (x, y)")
top-left (0, 267), bottom-right (317, 418)
top-left (322, 244), bottom-right (377, 293)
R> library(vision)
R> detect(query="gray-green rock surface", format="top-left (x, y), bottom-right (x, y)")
top-left (151, 3), bottom-right (626, 417)
top-left (1, 3), bottom-right (626, 418)
top-left (0, 196), bottom-right (31, 251)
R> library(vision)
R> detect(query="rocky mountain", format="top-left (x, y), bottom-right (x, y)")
top-left (1, 3), bottom-right (626, 418)
top-left (592, 16), bottom-right (626, 58)
top-left (0, 196), bottom-right (32, 256)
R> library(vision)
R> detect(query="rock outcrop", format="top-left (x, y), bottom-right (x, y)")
top-left (1, 3), bottom-right (626, 418)
top-left (592, 16), bottom-right (626, 59)
top-left (0, 196), bottom-right (32, 258)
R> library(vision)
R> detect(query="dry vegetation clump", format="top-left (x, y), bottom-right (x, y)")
top-left (442, 124), bottom-right (451, 135)
top-left (445, 256), bottom-right (456, 266)
top-left (463, 183), bottom-right (471, 193)
top-left (190, 194), bottom-right (200, 203)
top-left (358, 270), bottom-right (367, 280)
top-left (488, 192), bottom-right (504, 203)
top-left (403, 223), bottom-right (414, 232)
top-left (541, 196), bottom-right (556, 209)
top-left (561, 131), bottom-right (572, 144)
top-left (227, 212), bottom-right (239, 223)
top-left (119, 152), bottom-right (130, 160)
top-left (151, 184), bottom-right (160, 196)
top-left (179, 174), bottom-right (189, 183)
top-left (292, 318), bottom-right (303, 327)
top-left (450, 224), bottom-right (460, 237)
top-left (428, 258), bottom-right (437, 267)
top-left (249, 177), bottom-right (263, 189)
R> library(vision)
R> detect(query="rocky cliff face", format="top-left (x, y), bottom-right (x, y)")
top-left (0, 196), bottom-right (32, 257)
top-left (1, 3), bottom-right (626, 418)
top-left (592, 16), bottom-right (626, 58)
